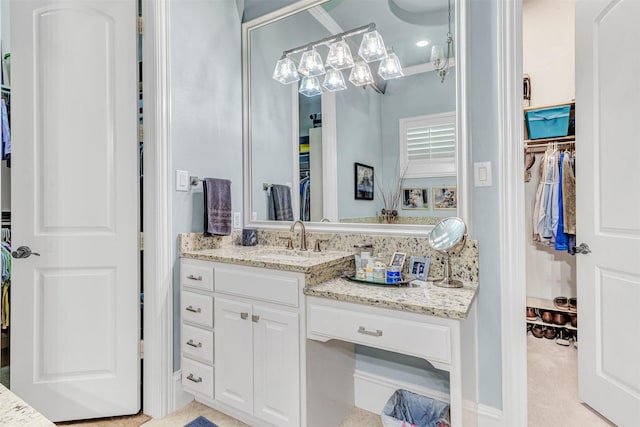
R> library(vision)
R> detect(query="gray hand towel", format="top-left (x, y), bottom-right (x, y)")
top-left (203, 178), bottom-right (232, 236)
top-left (269, 184), bottom-right (293, 221)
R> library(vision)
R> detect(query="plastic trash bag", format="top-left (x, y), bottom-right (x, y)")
top-left (381, 389), bottom-right (450, 427)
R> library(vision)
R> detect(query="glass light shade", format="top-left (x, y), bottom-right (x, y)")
top-left (325, 39), bottom-right (354, 70)
top-left (298, 48), bottom-right (325, 77)
top-left (431, 45), bottom-right (445, 68)
top-left (358, 30), bottom-right (388, 63)
top-left (298, 76), bottom-right (322, 97)
top-left (377, 51), bottom-right (404, 80)
top-left (272, 56), bottom-right (300, 84)
top-left (322, 69), bottom-right (347, 92)
top-left (348, 61), bottom-right (374, 87)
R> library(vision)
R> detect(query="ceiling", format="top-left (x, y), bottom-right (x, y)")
top-left (242, 0), bottom-right (452, 69)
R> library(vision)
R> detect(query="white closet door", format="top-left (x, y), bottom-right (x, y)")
top-left (576, 0), bottom-right (640, 425)
top-left (10, 0), bottom-right (140, 421)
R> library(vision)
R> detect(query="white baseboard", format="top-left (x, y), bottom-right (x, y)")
top-left (354, 369), bottom-right (503, 427)
top-left (172, 370), bottom-right (194, 412)
top-left (477, 403), bottom-right (503, 427)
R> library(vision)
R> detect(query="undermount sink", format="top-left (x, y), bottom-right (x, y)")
top-left (250, 248), bottom-right (328, 261)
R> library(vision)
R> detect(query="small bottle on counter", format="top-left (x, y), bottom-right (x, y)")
top-left (373, 266), bottom-right (386, 282)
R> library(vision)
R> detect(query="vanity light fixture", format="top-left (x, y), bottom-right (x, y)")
top-left (298, 47), bottom-right (325, 77)
top-left (322, 68), bottom-right (347, 92)
top-left (357, 29), bottom-right (387, 63)
top-left (272, 55), bottom-right (300, 84)
top-left (272, 22), bottom-right (403, 96)
top-left (298, 76), bottom-right (323, 97)
top-left (325, 38), bottom-right (354, 70)
top-left (349, 61), bottom-right (375, 87)
top-left (377, 48), bottom-right (404, 80)
top-left (431, 0), bottom-right (454, 83)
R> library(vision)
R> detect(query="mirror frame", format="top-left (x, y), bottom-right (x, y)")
top-left (242, 0), bottom-right (470, 236)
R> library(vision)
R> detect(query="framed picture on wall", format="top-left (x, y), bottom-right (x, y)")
top-left (408, 256), bottom-right (430, 281)
top-left (401, 188), bottom-right (429, 210)
top-left (433, 186), bottom-right (457, 210)
top-left (354, 163), bottom-right (374, 200)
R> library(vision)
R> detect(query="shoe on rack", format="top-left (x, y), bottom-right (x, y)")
top-left (556, 328), bottom-right (571, 346)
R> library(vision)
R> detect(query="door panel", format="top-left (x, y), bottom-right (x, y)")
top-left (11, 0), bottom-right (139, 421)
top-left (576, 0), bottom-right (640, 424)
top-left (214, 297), bottom-right (253, 414)
top-left (253, 305), bottom-right (299, 427)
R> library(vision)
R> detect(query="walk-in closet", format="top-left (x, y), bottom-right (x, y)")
top-left (522, 1), bottom-right (610, 425)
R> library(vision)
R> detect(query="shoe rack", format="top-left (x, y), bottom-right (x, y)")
top-left (527, 296), bottom-right (577, 344)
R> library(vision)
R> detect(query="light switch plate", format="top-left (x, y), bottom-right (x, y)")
top-left (474, 162), bottom-right (492, 187)
top-left (233, 212), bottom-right (241, 229)
top-left (176, 170), bottom-right (189, 192)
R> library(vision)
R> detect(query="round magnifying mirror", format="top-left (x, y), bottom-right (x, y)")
top-left (428, 217), bottom-right (467, 288)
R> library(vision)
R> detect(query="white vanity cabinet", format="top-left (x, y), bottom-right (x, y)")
top-left (180, 259), bottom-right (216, 400)
top-left (215, 296), bottom-right (299, 426)
top-left (179, 261), bottom-right (304, 427)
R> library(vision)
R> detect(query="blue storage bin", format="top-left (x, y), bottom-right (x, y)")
top-left (526, 105), bottom-right (571, 139)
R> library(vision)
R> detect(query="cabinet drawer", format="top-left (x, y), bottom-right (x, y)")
top-left (182, 324), bottom-right (214, 363)
top-left (307, 302), bottom-right (452, 364)
top-left (182, 291), bottom-right (214, 328)
top-left (215, 267), bottom-right (299, 307)
top-left (182, 357), bottom-right (214, 399)
top-left (181, 263), bottom-right (214, 291)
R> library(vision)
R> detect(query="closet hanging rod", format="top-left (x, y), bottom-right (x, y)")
top-left (524, 140), bottom-right (574, 153)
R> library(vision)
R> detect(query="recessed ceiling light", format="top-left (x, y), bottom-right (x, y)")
top-left (416, 40), bottom-right (430, 47)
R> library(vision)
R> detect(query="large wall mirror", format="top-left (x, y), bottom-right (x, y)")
top-left (242, 0), bottom-right (468, 234)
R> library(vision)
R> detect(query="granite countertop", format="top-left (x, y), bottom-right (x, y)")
top-left (304, 277), bottom-right (478, 320)
top-left (0, 384), bottom-right (54, 426)
top-left (181, 245), bottom-right (354, 284)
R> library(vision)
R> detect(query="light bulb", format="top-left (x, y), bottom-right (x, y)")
top-left (326, 39), bottom-right (354, 70)
top-left (378, 51), bottom-right (403, 80)
top-left (358, 30), bottom-right (388, 63)
top-left (348, 61), bottom-right (374, 87)
top-left (272, 56), bottom-right (300, 84)
top-left (322, 69), bottom-right (347, 92)
top-left (298, 48), bottom-right (325, 77)
top-left (298, 76), bottom-right (322, 97)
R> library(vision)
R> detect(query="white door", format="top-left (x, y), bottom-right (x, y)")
top-left (576, 0), bottom-right (640, 425)
top-left (215, 297), bottom-right (254, 414)
top-left (253, 304), bottom-right (299, 427)
top-left (10, 0), bottom-right (139, 422)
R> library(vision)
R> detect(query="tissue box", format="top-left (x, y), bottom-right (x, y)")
top-left (525, 105), bottom-right (571, 139)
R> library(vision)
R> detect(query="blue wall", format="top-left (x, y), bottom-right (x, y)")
top-left (170, 0), bottom-right (243, 370)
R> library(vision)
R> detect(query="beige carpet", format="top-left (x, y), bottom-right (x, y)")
top-left (527, 335), bottom-right (615, 427)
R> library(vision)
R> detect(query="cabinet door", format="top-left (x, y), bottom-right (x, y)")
top-left (214, 297), bottom-right (253, 414)
top-left (253, 305), bottom-right (300, 427)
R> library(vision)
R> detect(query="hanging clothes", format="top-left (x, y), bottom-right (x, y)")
top-left (300, 175), bottom-right (310, 221)
top-left (1, 241), bottom-right (10, 329)
top-left (555, 152), bottom-right (568, 250)
top-left (1, 98), bottom-right (10, 166)
top-left (533, 147), bottom-right (560, 244)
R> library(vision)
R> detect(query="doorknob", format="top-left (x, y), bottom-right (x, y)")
top-left (573, 243), bottom-right (591, 255)
top-left (12, 246), bottom-right (40, 259)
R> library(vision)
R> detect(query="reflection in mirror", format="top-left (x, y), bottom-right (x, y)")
top-left (244, 0), bottom-right (464, 231)
top-left (428, 216), bottom-right (467, 288)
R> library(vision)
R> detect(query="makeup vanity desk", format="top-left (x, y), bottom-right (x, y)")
top-left (304, 278), bottom-right (479, 427)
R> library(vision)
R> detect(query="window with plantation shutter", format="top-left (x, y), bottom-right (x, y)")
top-left (400, 112), bottom-right (456, 178)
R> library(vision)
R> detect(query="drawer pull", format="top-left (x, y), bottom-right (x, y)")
top-left (240, 312), bottom-right (249, 320)
top-left (186, 339), bottom-right (202, 348)
top-left (358, 326), bottom-right (383, 337)
top-left (187, 274), bottom-right (203, 281)
top-left (186, 373), bottom-right (202, 383)
top-left (252, 315), bottom-right (260, 323)
top-left (185, 305), bottom-right (201, 313)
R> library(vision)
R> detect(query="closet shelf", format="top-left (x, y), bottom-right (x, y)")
top-left (527, 318), bottom-right (577, 331)
top-left (527, 296), bottom-right (576, 314)
top-left (524, 135), bottom-right (575, 145)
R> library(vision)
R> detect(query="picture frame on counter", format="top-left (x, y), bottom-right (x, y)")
top-left (433, 186), bottom-right (457, 210)
top-left (389, 252), bottom-right (407, 269)
top-left (408, 256), bottom-right (430, 281)
top-left (401, 188), bottom-right (429, 210)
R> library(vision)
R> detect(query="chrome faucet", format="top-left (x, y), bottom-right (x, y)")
top-left (290, 220), bottom-right (307, 251)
